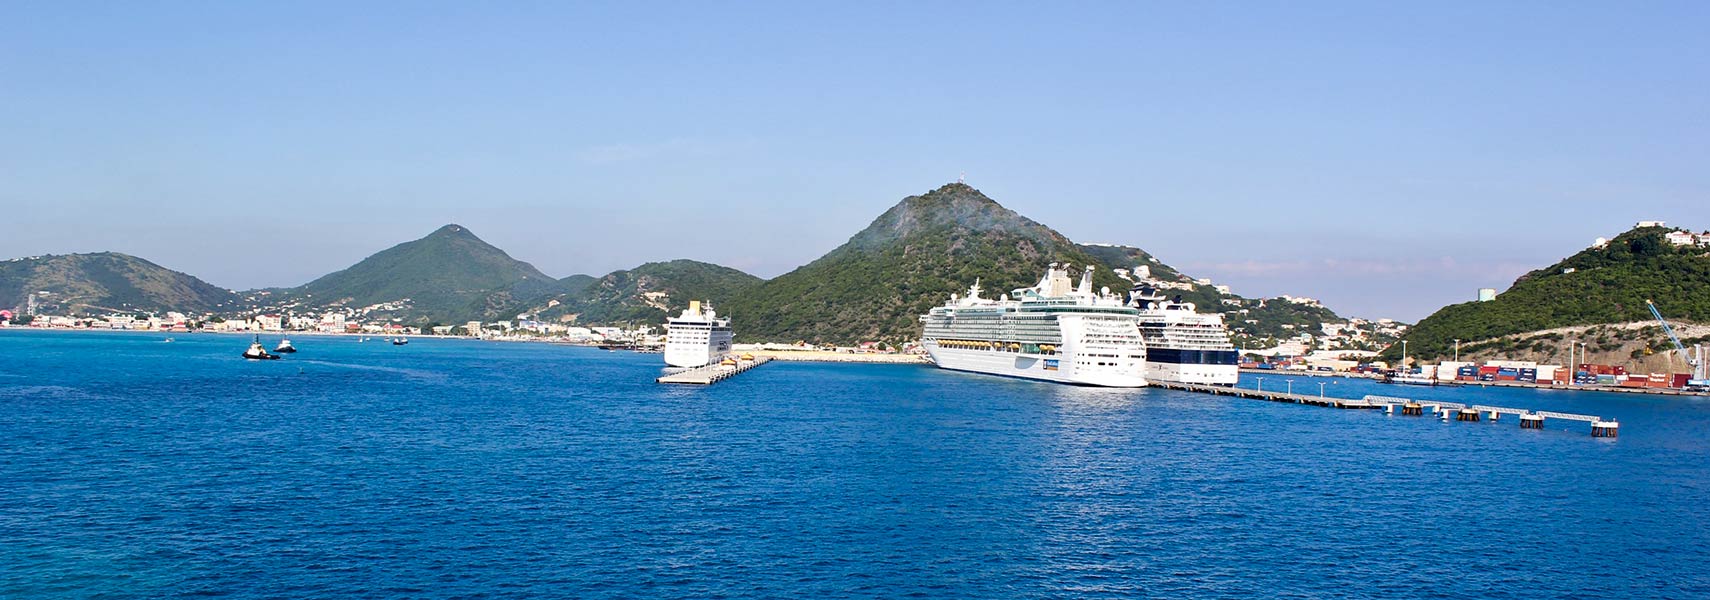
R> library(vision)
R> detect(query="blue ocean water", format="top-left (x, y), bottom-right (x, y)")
top-left (2, 330), bottom-right (1708, 599)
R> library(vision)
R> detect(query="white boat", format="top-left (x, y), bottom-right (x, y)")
top-left (664, 300), bottom-right (733, 368)
top-left (1382, 373), bottom-right (1439, 386)
top-left (919, 264), bottom-right (1148, 387)
top-left (274, 338), bottom-right (297, 353)
top-left (242, 335), bottom-right (280, 360)
top-left (1128, 286), bottom-right (1239, 386)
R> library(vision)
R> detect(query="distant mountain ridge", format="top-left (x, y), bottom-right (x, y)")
top-left (2, 187), bottom-right (1365, 342)
top-left (288, 224), bottom-right (566, 323)
top-left (723, 183), bottom-right (1135, 343)
top-left (0, 252), bottom-right (237, 315)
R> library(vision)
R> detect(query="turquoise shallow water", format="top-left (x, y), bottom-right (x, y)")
top-left (2, 329), bottom-right (1708, 598)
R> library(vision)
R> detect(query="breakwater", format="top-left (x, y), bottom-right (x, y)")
top-left (1150, 380), bottom-right (1619, 437)
top-left (656, 356), bottom-right (772, 384)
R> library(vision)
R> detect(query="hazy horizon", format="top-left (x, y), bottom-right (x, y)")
top-left (4, 3), bottom-right (1706, 321)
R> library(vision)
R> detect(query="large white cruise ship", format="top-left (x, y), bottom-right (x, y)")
top-left (919, 264), bottom-right (1148, 387)
top-left (1127, 285), bottom-right (1240, 385)
top-left (664, 300), bottom-right (733, 368)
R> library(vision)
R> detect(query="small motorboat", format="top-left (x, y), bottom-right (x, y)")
top-left (392, 337), bottom-right (409, 346)
top-left (243, 335), bottom-right (281, 360)
top-left (274, 338), bottom-right (297, 353)
top-left (1380, 372), bottom-right (1437, 386)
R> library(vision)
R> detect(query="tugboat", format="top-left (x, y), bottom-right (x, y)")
top-left (243, 335), bottom-right (281, 360)
top-left (274, 338), bottom-right (297, 353)
top-left (392, 337), bottom-right (409, 346)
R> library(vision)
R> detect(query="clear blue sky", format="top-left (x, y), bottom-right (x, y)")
top-left (2, 2), bottom-right (1706, 321)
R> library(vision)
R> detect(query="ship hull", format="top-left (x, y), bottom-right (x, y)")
top-left (1144, 361), bottom-right (1239, 386)
top-left (664, 332), bottom-right (733, 368)
top-left (925, 345), bottom-right (1147, 388)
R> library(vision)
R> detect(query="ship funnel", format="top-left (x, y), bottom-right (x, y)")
top-left (1076, 265), bottom-right (1094, 296)
top-left (689, 300), bottom-right (701, 315)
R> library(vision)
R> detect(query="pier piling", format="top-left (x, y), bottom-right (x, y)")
top-left (1592, 421), bottom-right (1620, 438)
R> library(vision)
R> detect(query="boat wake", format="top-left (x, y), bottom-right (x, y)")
top-left (290, 360), bottom-right (448, 382)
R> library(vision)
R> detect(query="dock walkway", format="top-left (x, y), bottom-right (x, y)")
top-left (656, 356), bottom-right (773, 385)
top-left (1150, 380), bottom-right (1619, 437)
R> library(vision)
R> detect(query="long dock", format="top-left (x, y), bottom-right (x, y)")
top-left (1151, 380), bottom-right (1620, 437)
top-left (656, 356), bottom-right (773, 385)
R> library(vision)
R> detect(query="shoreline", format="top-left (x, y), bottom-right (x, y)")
top-left (741, 350), bottom-right (930, 364)
top-left (0, 327), bottom-right (934, 364)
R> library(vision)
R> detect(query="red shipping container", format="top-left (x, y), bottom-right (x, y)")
top-left (1612, 366), bottom-right (1628, 375)
top-left (1479, 366), bottom-right (1500, 375)
top-left (1675, 374), bottom-right (1693, 388)
top-left (1621, 379), bottom-right (1647, 388)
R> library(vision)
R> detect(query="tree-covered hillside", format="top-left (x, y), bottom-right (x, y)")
top-left (531, 259), bottom-right (761, 325)
top-left (0, 252), bottom-right (239, 315)
top-left (1388, 226), bottom-right (1710, 361)
top-left (1078, 243), bottom-right (1350, 345)
top-left (289, 224), bottom-right (566, 323)
top-left (723, 183), bottom-right (1131, 344)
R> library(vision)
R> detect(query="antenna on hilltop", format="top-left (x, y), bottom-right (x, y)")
top-left (958, 172), bottom-right (965, 184)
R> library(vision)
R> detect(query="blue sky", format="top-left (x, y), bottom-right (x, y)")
top-left (2, 2), bottom-right (1706, 321)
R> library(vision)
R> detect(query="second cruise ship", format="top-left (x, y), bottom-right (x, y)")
top-left (1127, 285), bottom-right (1240, 385)
top-left (920, 264), bottom-right (1148, 387)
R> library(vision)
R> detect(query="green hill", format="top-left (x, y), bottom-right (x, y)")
top-left (291, 224), bottom-right (564, 323)
top-left (1078, 243), bottom-right (1348, 344)
top-left (530, 260), bottom-right (761, 325)
top-left (0, 252), bottom-right (239, 315)
top-left (1077, 243), bottom-right (1192, 283)
top-left (1388, 226), bottom-right (1710, 361)
top-left (723, 183), bottom-right (1131, 344)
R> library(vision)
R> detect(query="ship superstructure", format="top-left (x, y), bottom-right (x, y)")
top-left (664, 300), bottom-right (733, 368)
top-left (919, 264), bottom-right (1147, 387)
top-left (1127, 285), bottom-right (1240, 385)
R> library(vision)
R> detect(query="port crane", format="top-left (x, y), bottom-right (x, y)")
top-left (1645, 299), bottom-right (1709, 391)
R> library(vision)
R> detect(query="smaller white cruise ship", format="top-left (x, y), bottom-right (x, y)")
top-left (1128, 285), bottom-right (1240, 385)
top-left (664, 300), bottom-right (734, 368)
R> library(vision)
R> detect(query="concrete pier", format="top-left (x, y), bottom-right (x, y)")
top-left (1148, 380), bottom-right (1621, 437)
top-left (656, 356), bottom-right (772, 385)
